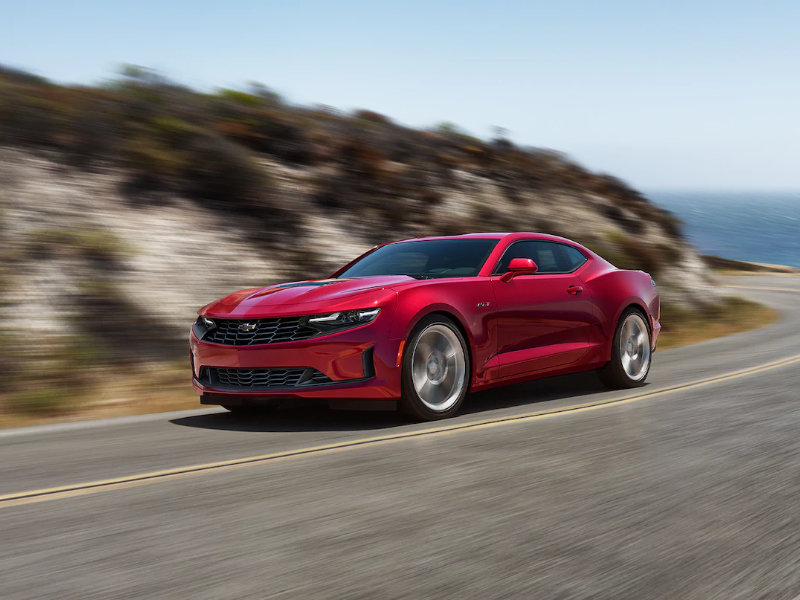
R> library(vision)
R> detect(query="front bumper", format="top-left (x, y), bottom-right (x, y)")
top-left (189, 324), bottom-right (403, 401)
top-left (651, 318), bottom-right (661, 350)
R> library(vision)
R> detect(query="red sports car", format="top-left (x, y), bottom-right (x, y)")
top-left (190, 233), bottom-right (660, 420)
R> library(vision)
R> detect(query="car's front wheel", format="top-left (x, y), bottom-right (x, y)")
top-left (400, 315), bottom-right (470, 421)
top-left (599, 308), bottom-right (652, 388)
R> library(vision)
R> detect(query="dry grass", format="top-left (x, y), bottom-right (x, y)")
top-left (0, 297), bottom-right (780, 429)
top-left (0, 363), bottom-right (196, 429)
top-left (710, 269), bottom-right (800, 277)
top-left (702, 255), bottom-right (799, 276)
top-left (657, 296), bottom-right (778, 350)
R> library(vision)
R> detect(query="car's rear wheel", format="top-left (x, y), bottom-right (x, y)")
top-left (400, 315), bottom-right (470, 421)
top-left (599, 308), bottom-right (652, 388)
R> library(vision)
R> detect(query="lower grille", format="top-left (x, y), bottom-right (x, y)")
top-left (203, 367), bottom-right (333, 390)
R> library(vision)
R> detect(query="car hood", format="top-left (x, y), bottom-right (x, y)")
top-left (201, 275), bottom-right (414, 318)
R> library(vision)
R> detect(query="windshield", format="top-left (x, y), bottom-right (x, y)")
top-left (338, 239), bottom-right (499, 279)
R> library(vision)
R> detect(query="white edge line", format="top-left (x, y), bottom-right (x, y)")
top-left (0, 407), bottom-right (225, 439)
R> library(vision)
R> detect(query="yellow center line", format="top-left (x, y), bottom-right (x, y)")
top-left (2, 354), bottom-right (799, 508)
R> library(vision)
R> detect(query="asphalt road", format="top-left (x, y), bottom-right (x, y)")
top-left (1, 275), bottom-right (799, 599)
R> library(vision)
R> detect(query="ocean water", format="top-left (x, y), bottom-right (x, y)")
top-left (648, 191), bottom-right (800, 269)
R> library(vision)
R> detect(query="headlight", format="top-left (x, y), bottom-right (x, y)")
top-left (200, 316), bottom-right (216, 328)
top-left (308, 308), bottom-right (381, 330)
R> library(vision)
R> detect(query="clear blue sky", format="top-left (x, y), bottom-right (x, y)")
top-left (3, 0), bottom-right (799, 191)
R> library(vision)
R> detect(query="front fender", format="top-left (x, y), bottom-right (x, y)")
top-left (390, 278), bottom-right (498, 384)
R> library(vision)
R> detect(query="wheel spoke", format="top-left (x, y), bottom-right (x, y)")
top-left (410, 324), bottom-right (466, 412)
top-left (623, 319), bottom-right (634, 341)
top-left (411, 364), bottom-right (428, 390)
top-left (439, 363), bottom-right (456, 392)
top-left (630, 355), bottom-right (642, 375)
top-left (419, 379), bottom-right (445, 404)
top-left (617, 313), bottom-right (651, 381)
top-left (415, 339), bottom-right (434, 360)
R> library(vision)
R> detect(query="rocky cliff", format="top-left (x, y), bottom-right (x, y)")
top-left (0, 67), bottom-right (722, 406)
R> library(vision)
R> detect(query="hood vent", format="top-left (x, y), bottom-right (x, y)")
top-left (278, 280), bottom-right (339, 289)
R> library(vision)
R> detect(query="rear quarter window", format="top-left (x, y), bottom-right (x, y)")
top-left (561, 244), bottom-right (588, 270)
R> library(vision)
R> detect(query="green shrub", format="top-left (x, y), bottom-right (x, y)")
top-left (353, 109), bottom-right (392, 125)
top-left (150, 115), bottom-right (194, 141)
top-left (0, 334), bottom-right (92, 415)
top-left (656, 242), bottom-right (683, 263)
top-left (651, 209), bottom-right (684, 238)
top-left (217, 88), bottom-right (263, 107)
top-left (181, 130), bottom-right (265, 204)
top-left (601, 231), bottom-right (664, 275)
top-left (71, 280), bottom-right (184, 362)
top-left (0, 64), bottom-right (683, 262)
top-left (26, 229), bottom-right (135, 264)
top-left (124, 122), bottom-right (271, 212)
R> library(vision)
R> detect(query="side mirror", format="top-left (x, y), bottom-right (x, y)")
top-left (500, 258), bottom-right (538, 282)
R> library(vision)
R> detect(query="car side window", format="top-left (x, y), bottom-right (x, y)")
top-left (560, 244), bottom-right (588, 271)
top-left (535, 246), bottom-right (560, 272)
top-left (493, 241), bottom-right (537, 274)
top-left (493, 241), bottom-right (588, 275)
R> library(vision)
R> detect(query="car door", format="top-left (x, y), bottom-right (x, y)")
top-left (489, 240), bottom-right (595, 378)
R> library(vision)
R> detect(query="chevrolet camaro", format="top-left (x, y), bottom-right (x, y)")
top-left (190, 233), bottom-right (660, 420)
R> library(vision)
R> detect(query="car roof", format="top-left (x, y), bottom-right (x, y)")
top-left (391, 232), bottom-right (579, 244)
top-left (329, 232), bottom-right (601, 279)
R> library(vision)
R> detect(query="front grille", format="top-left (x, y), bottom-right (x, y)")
top-left (204, 367), bottom-right (333, 390)
top-left (202, 317), bottom-right (318, 345)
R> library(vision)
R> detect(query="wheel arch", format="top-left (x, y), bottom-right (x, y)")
top-left (605, 301), bottom-right (652, 361)
top-left (621, 301), bottom-right (651, 330)
top-left (405, 309), bottom-right (476, 388)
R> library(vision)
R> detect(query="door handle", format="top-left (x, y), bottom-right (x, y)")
top-left (567, 285), bottom-right (583, 295)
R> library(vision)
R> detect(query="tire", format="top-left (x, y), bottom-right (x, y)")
top-left (598, 308), bottom-right (652, 389)
top-left (400, 315), bottom-right (470, 421)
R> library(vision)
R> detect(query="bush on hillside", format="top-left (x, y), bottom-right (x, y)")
top-left (0, 64), bottom-right (685, 246)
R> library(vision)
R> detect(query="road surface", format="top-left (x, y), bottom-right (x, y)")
top-left (1, 275), bottom-right (799, 599)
